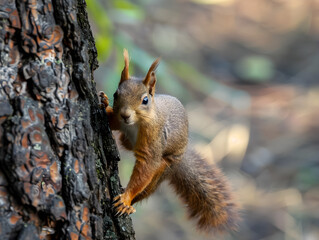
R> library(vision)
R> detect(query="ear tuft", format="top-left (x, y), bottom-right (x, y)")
top-left (120, 48), bottom-right (130, 85)
top-left (143, 58), bottom-right (160, 86)
top-left (143, 58), bottom-right (160, 96)
top-left (149, 58), bottom-right (160, 74)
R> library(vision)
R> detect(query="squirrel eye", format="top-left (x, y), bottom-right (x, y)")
top-left (113, 92), bottom-right (118, 99)
top-left (142, 96), bottom-right (148, 105)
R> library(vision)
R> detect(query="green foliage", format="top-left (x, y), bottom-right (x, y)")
top-left (86, 0), bottom-right (112, 61)
top-left (296, 166), bottom-right (319, 191)
top-left (171, 61), bottom-right (250, 109)
top-left (112, 0), bottom-right (145, 23)
top-left (235, 55), bottom-right (274, 83)
top-left (86, 0), bottom-right (144, 62)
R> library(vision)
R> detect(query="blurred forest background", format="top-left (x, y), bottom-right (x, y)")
top-left (87, 0), bottom-right (319, 239)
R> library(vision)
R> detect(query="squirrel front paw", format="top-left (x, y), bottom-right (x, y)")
top-left (113, 194), bottom-right (136, 216)
top-left (99, 91), bottom-right (109, 108)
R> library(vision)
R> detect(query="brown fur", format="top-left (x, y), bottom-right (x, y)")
top-left (120, 48), bottom-right (130, 84)
top-left (100, 50), bottom-right (239, 232)
top-left (169, 147), bottom-right (239, 232)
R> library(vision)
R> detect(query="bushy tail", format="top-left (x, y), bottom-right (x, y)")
top-left (169, 146), bottom-right (239, 232)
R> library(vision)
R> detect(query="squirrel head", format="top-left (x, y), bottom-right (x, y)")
top-left (113, 49), bottom-right (160, 126)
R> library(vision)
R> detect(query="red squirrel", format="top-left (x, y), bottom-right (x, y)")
top-left (99, 49), bottom-right (239, 232)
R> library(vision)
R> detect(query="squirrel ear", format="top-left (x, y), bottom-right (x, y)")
top-left (143, 58), bottom-right (160, 96)
top-left (119, 49), bottom-right (130, 85)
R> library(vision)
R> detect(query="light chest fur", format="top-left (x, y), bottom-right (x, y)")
top-left (120, 123), bottom-right (139, 147)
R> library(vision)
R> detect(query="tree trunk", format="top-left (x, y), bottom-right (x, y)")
top-left (0, 0), bottom-right (135, 239)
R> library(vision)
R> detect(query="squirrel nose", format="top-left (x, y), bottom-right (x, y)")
top-left (120, 112), bottom-right (131, 121)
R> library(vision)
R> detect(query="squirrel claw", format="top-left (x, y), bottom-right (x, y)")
top-left (128, 207), bottom-right (136, 215)
top-left (115, 208), bottom-right (123, 216)
top-left (119, 207), bottom-right (128, 216)
top-left (113, 194), bottom-right (135, 216)
top-left (113, 194), bottom-right (122, 205)
top-left (113, 194), bottom-right (122, 201)
top-left (113, 200), bottom-right (122, 207)
top-left (117, 205), bottom-right (135, 216)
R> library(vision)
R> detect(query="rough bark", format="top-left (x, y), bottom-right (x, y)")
top-left (0, 0), bottom-right (135, 239)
